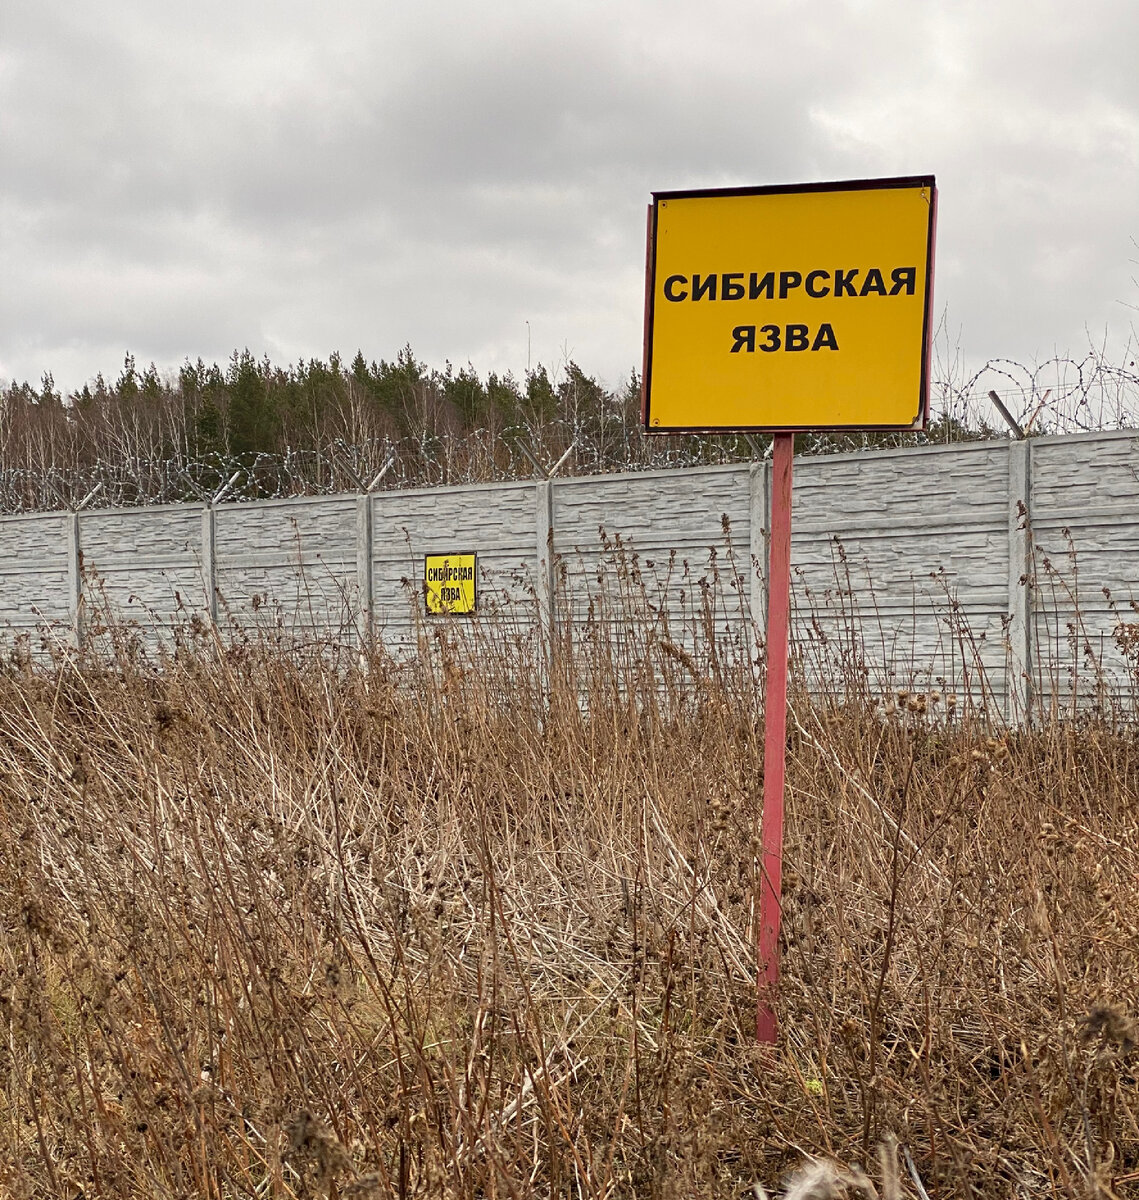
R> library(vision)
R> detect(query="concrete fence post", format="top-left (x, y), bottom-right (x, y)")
top-left (535, 480), bottom-right (555, 630)
top-left (201, 505), bottom-right (218, 623)
top-left (356, 493), bottom-right (374, 648)
top-left (67, 510), bottom-right (83, 649)
top-left (1006, 438), bottom-right (1034, 724)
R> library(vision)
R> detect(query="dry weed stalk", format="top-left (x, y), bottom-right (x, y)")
top-left (0, 558), bottom-right (1137, 1199)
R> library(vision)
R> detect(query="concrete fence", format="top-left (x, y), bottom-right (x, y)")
top-left (1, 429), bottom-right (1137, 720)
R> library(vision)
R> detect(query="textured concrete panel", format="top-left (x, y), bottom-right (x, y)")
top-left (370, 481), bottom-right (542, 649)
top-left (215, 496), bottom-right (360, 639)
top-left (791, 441), bottom-right (1012, 704)
top-left (552, 466), bottom-right (755, 668)
top-left (1031, 433), bottom-right (1139, 711)
top-left (82, 504), bottom-right (208, 623)
top-left (0, 431), bottom-right (1136, 718)
top-left (0, 511), bottom-right (72, 632)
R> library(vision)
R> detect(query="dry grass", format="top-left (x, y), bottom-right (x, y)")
top-left (1, 586), bottom-right (1138, 1199)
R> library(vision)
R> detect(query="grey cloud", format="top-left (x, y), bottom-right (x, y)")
top-left (2, 0), bottom-right (1137, 396)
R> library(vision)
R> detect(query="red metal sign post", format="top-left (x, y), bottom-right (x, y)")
top-left (757, 432), bottom-right (794, 1043)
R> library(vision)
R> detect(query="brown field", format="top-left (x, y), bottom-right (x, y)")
top-left (1, 589), bottom-right (1138, 1199)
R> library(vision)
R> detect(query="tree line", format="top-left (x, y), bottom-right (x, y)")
top-left (2, 342), bottom-right (1124, 513)
top-left (2, 349), bottom-right (659, 511)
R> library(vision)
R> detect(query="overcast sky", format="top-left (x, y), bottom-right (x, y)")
top-left (2, 0), bottom-right (1137, 402)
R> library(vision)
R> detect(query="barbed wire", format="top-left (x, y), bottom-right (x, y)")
top-left (933, 344), bottom-right (1139, 435)
top-left (2, 347), bottom-right (1136, 514)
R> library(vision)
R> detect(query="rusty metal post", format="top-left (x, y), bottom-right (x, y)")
top-left (757, 432), bottom-right (794, 1042)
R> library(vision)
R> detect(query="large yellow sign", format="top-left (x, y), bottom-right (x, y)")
top-left (424, 554), bottom-right (477, 615)
top-left (643, 177), bottom-right (936, 432)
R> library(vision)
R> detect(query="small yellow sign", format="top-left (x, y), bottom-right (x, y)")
top-left (643, 177), bottom-right (936, 432)
top-left (424, 553), bottom-right (477, 615)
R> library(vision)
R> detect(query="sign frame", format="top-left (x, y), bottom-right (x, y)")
top-left (642, 175), bottom-right (938, 434)
top-left (423, 552), bottom-right (478, 617)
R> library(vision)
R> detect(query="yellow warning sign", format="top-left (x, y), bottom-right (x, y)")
top-left (643, 177), bottom-right (936, 432)
top-left (424, 553), bottom-right (477, 615)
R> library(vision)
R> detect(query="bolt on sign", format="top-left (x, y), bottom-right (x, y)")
top-left (643, 176), bottom-right (937, 431)
top-left (424, 554), bottom-right (477, 615)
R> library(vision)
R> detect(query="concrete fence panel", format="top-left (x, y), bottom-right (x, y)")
top-left (0, 511), bottom-right (72, 646)
top-left (370, 480), bottom-right (542, 651)
top-left (790, 441), bottom-right (1014, 713)
top-left (551, 465), bottom-right (756, 667)
top-left (0, 430), bottom-right (1136, 719)
top-left (1030, 431), bottom-right (1139, 714)
top-left (81, 504), bottom-right (208, 629)
top-left (214, 495), bottom-right (360, 642)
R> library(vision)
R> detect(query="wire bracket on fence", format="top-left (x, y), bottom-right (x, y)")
top-left (547, 444), bottom-right (575, 478)
top-left (211, 471), bottom-right (243, 506)
top-left (366, 452), bottom-right (398, 492)
top-left (76, 482), bottom-right (104, 511)
top-left (517, 440), bottom-right (546, 479)
top-left (341, 462), bottom-right (365, 491)
top-left (988, 390), bottom-right (1026, 439)
top-left (518, 440), bottom-right (575, 480)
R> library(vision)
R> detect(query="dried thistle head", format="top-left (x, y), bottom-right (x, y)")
top-left (284, 1109), bottom-right (353, 1187)
top-left (342, 1174), bottom-right (384, 1198)
top-left (780, 1156), bottom-right (879, 1199)
top-left (1080, 1002), bottom-right (1138, 1056)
